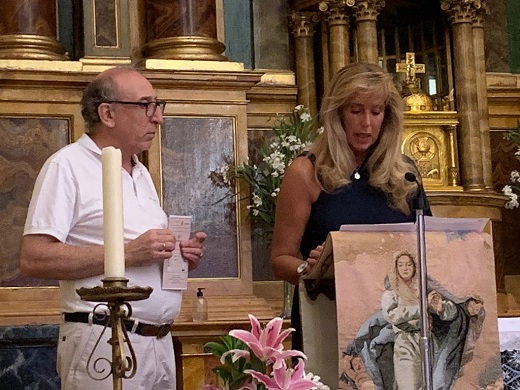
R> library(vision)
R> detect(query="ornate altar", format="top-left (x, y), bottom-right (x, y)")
top-left (403, 111), bottom-right (461, 191)
top-left (397, 52), bottom-right (462, 191)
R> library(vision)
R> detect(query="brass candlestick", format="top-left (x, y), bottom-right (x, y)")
top-left (77, 278), bottom-right (152, 390)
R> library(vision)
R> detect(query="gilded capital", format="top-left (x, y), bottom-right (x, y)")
top-left (319, 1), bottom-right (351, 26)
top-left (473, 1), bottom-right (489, 28)
top-left (347, 0), bottom-right (385, 22)
top-left (440, 0), bottom-right (485, 24)
top-left (289, 12), bottom-right (321, 38)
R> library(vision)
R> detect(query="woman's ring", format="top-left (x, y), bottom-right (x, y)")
top-left (163, 243), bottom-right (166, 251)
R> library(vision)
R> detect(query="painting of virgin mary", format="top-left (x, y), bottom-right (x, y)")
top-left (332, 230), bottom-right (502, 390)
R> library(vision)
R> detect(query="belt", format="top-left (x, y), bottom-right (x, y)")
top-left (64, 312), bottom-right (172, 339)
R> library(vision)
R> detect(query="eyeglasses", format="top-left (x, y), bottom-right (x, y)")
top-left (105, 100), bottom-right (167, 117)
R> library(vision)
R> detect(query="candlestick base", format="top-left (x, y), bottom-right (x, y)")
top-left (76, 278), bottom-right (153, 390)
top-left (77, 278), bottom-right (153, 302)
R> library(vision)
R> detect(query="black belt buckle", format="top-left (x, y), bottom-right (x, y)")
top-left (138, 323), bottom-right (171, 338)
top-left (156, 324), bottom-right (171, 339)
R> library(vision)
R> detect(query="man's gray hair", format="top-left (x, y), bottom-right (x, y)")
top-left (80, 75), bottom-right (118, 133)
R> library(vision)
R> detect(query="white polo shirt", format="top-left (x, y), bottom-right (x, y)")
top-left (24, 134), bottom-right (182, 324)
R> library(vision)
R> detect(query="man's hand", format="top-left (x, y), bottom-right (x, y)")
top-left (180, 232), bottom-right (207, 271)
top-left (125, 229), bottom-right (176, 266)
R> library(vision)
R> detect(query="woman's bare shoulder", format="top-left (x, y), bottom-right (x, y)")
top-left (286, 154), bottom-right (315, 178)
top-left (282, 155), bottom-right (320, 200)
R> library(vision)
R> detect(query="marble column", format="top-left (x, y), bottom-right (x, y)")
top-left (473, 3), bottom-right (494, 190)
top-left (319, 1), bottom-right (351, 78)
top-left (141, 0), bottom-right (227, 61)
top-left (347, 0), bottom-right (384, 64)
top-left (441, 0), bottom-right (485, 191)
top-left (289, 12), bottom-right (320, 117)
top-left (0, 0), bottom-right (67, 60)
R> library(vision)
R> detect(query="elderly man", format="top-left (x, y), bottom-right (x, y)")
top-left (20, 67), bottom-right (206, 389)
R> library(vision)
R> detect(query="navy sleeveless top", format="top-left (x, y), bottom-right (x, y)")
top-left (299, 154), bottom-right (431, 258)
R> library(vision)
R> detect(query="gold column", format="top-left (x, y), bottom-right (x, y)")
top-left (441, 0), bottom-right (484, 191)
top-left (347, 0), bottom-right (385, 64)
top-left (141, 0), bottom-right (227, 61)
top-left (289, 12), bottom-right (320, 117)
top-left (319, 1), bottom-right (351, 78)
top-left (0, 0), bottom-right (67, 60)
top-left (473, 3), bottom-right (494, 190)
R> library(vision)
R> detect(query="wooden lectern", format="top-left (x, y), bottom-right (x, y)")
top-left (299, 217), bottom-right (503, 390)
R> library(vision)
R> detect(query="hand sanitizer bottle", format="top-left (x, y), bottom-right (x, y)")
top-left (192, 288), bottom-right (208, 322)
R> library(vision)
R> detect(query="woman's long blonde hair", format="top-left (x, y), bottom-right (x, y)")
top-left (309, 62), bottom-right (419, 214)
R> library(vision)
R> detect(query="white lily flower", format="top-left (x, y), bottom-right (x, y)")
top-left (300, 112), bottom-right (312, 122)
top-left (209, 105), bottom-right (318, 226)
top-left (503, 185), bottom-right (513, 196)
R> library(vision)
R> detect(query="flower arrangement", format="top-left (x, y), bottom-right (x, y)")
top-left (502, 124), bottom-right (520, 209)
top-left (202, 314), bottom-right (329, 390)
top-left (209, 105), bottom-right (320, 226)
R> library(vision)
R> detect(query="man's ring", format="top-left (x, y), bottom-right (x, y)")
top-left (199, 252), bottom-right (203, 258)
top-left (163, 243), bottom-right (166, 251)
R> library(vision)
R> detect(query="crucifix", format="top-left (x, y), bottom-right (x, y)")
top-left (396, 52), bottom-right (425, 85)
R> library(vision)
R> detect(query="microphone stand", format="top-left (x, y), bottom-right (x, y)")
top-left (408, 174), bottom-right (433, 390)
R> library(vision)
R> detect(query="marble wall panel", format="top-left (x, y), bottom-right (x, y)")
top-left (0, 325), bottom-right (60, 389)
top-left (0, 117), bottom-right (69, 287)
top-left (506, 0), bottom-right (520, 73)
top-left (93, 0), bottom-right (117, 47)
top-left (161, 116), bottom-right (238, 278)
top-left (222, 0), bottom-right (253, 68)
top-left (252, 0), bottom-right (291, 70)
top-left (485, 0), bottom-right (509, 73)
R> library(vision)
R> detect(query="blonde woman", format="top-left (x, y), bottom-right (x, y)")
top-left (270, 63), bottom-right (431, 351)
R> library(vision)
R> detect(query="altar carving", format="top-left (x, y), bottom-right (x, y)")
top-left (403, 112), bottom-right (462, 191)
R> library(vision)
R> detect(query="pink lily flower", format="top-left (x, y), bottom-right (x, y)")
top-left (270, 349), bottom-right (306, 370)
top-left (245, 359), bottom-right (317, 390)
top-left (220, 348), bottom-right (251, 364)
top-left (229, 315), bottom-right (306, 364)
top-left (201, 384), bottom-right (256, 390)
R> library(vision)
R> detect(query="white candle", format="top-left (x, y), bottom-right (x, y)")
top-left (101, 146), bottom-right (125, 279)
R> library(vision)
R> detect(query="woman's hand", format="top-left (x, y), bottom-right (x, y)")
top-left (306, 244), bottom-right (324, 272)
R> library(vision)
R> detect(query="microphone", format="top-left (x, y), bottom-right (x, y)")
top-left (405, 172), bottom-right (425, 210)
top-left (405, 173), bottom-right (432, 388)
